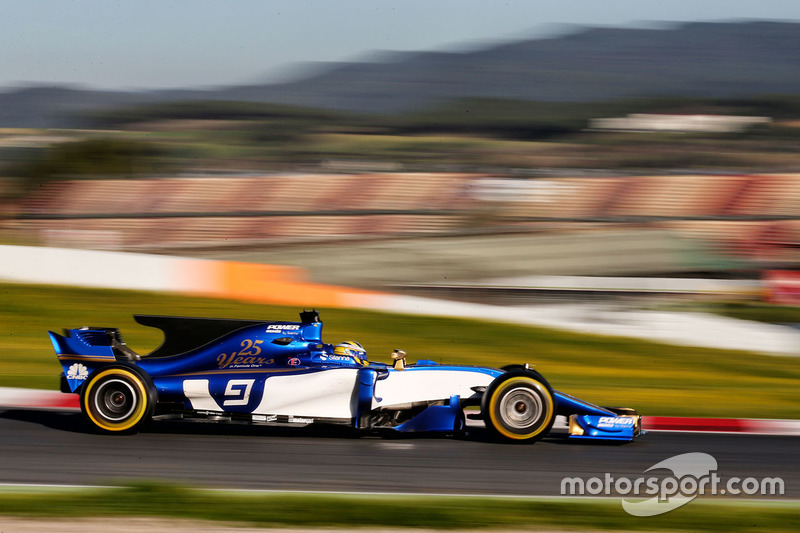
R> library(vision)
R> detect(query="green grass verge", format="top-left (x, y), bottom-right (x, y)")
top-left (2, 282), bottom-right (800, 418)
top-left (0, 483), bottom-right (797, 531)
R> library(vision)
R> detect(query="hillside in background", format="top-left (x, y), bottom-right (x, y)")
top-left (1, 21), bottom-right (799, 127)
top-left (225, 21), bottom-right (800, 112)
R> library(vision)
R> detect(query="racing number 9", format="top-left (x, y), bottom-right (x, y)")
top-left (223, 379), bottom-right (255, 406)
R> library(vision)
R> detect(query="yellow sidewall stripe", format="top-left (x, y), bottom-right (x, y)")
top-left (83, 368), bottom-right (148, 432)
top-left (488, 377), bottom-right (554, 440)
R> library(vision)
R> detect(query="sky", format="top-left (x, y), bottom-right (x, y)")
top-left (2, 0), bottom-right (800, 91)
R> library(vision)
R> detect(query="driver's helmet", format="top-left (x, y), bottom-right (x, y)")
top-left (333, 341), bottom-right (367, 366)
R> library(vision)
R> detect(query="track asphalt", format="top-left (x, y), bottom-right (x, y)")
top-left (0, 390), bottom-right (798, 498)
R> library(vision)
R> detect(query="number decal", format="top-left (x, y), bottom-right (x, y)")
top-left (223, 379), bottom-right (255, 406)
top-left (239, 339), bottom-right (263, 356)
top-left (216, 338), bottom-right (272, 369)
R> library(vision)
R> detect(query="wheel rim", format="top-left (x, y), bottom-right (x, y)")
top-left (498, 386), bottom-right (542, 429)
top-left (486, 375), bottom-right (555, 441)
top-left (94, 378), bottom-right (137, 422)
top-left (83, 368), bottom-right (149, 431)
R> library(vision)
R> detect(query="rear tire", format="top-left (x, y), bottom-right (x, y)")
top-left (80, 366), bottom-right (155, 433)
top-left (482, 371), bottom-right (555, 443)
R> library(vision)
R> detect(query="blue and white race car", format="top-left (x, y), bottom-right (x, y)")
top-left (50, 310), bottom-right (641, 442)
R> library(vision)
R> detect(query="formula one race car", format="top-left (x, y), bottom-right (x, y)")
top-left (50, 310), bottom-right (641, 442)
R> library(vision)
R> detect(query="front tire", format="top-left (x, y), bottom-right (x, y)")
top-left (80, 366), bottom-right (155, 433)
top-left (482, 371), bottom-right (555, 443)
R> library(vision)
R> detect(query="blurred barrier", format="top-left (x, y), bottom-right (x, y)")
top-left (213, 260), bottom-right (379, 308)
top-left (0, 387), bottom-right (79, 410)
top-left (2, 245), bottom-right (799, 355)
top-left (642, 416), bottom-right (800, 436)
top-left (0, 244), bottom-right (188, 292)
top-left (0, 245), bottom-right (380, 309)
top-left (764, 270), bottom-right (800, 305)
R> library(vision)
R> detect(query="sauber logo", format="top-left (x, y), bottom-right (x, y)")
top-left (66, 363), bottom-right (88, 381)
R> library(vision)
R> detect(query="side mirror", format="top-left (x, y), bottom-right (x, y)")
top-left (391, 349), bottom-right (407, 370)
